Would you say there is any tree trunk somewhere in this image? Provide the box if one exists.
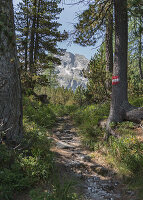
[24,0,30,71]
[34,0,41,62]
[108,0,129,123]
[138,16,143,79]
[105,10,113,74]
[0,0,23,144]
[29,0,37,74]
[105,9,113,91]
[106,0,143,137]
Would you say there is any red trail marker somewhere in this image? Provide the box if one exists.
[112,76,119,85]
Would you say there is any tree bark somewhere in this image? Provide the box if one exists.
[108,0,129,123]
[0,0,23,144]
[34,0,41,62]
[105,10,113,74]
[106,0,143,138]
[138,16,143,79]
[29,0,37,74]
[24,0,30,71]
[105,9,113,91]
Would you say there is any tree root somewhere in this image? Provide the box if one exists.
[99,119,120,141]
[125,107,143,123]
[105,121,120,141]
[105,106,143,140]
[99,103,143,140]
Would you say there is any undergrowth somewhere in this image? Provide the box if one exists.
[1,94,143,199]
[71,102,110,150]
[30,181,79,200]
[0,96,79,200]
[71,96,143,199]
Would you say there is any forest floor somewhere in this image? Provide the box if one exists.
[51,115,137,200]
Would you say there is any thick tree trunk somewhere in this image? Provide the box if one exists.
[108,0,129,123]
[0,0,23,144]
[106,0,143,138]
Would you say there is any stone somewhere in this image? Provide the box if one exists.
[80,155,91,162]
[55,131,61,135]
[103,185,115,191]
[56,141,74,149]
[52,116,131,200]
[65,161,83,168]
[64,130,72,134]
[60,136,73,140]
[91,165,109,176]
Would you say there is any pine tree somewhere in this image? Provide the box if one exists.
[73,0,113,95]
[15,0,68,74]
[74,0,113,74]
[84,46,110,103]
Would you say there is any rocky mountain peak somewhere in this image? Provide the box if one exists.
[55,52,89,91]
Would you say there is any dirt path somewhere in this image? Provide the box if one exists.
[51,116,136,200]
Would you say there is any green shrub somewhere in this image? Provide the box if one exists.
[30,182,79,200]
[71,100,143,176]
[23,96,56,128]
[0,145,31,200]
[107,135,143,173]
[71,103,110,149]
[49,104,78,117]
[0,120,54,200]
[21,119,54,182]
[130,96,143,107]
[0,96,80,200]
[0,97,55,200]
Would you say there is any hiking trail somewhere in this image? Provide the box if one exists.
[51,116,136,200]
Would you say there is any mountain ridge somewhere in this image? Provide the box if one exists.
[55,52,89,91]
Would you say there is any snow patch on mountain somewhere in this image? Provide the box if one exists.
[55,52,89,91]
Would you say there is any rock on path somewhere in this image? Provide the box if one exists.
[51,116,136,200]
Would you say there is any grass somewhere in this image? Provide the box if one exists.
[23,96,56,128]
[130,96,143,107]
[29,181,79,200]
[1,94,143,199]
[71,102,110,150]
[0,96,79,200]
[71,96,143,199]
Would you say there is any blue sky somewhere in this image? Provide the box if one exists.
[13,0,96,59]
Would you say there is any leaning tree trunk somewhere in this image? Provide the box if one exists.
[0,0,23,144]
